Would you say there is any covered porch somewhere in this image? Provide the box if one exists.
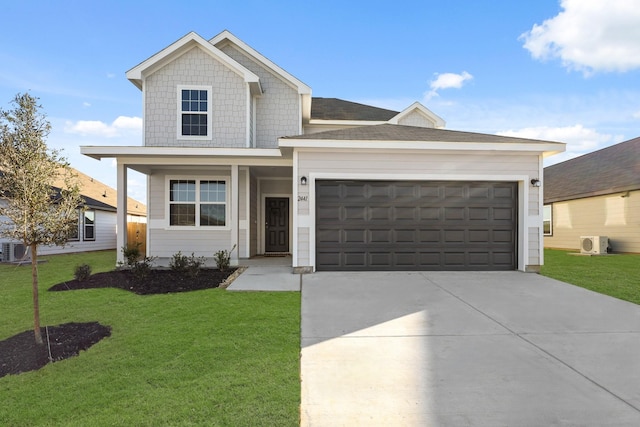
[81,146,294,266]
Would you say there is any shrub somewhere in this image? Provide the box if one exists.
[169,251,189,272]
[214,244,236,272]
[170,251,205,277]
[121,243,142,267]
[185,253,206,278]
[118,244,156,282]
[131,256,156,282]
[74,264,92,281]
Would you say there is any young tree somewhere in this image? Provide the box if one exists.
[0,93,83,345]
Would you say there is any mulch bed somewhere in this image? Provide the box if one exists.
[0,322,111,378]
[1,268,238,379]
[49,268,237,295]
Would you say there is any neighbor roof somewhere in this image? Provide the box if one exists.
[544,136,640,203]
[52,168,146,216]
[310,98,399,121]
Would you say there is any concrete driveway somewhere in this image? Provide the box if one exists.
[301,272,640,426]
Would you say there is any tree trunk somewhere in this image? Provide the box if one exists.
[31,244,43,345]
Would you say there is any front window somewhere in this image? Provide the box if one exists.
[543,205,552,236]
[169,179,226,227]
[177,86,212,139]
[83,210,95,241]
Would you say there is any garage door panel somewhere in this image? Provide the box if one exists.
[419,229,441,243]
[344,229,366,243]
[444,207,465,220]
[420,207,440,220]
[394,207,418,220]
[469,207,490,220]
[316,180,517,271]
[345,206,366,220]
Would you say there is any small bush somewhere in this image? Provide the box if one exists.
[131,256,156,282]
[170,251,205,277]
[214,244,236,272]
[121,243,142,267]
[74,264,92,281]
[170,251,189,272]
[185,253,206,278]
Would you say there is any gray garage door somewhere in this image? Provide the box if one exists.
[316,180,517,271]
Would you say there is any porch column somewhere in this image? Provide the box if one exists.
[116,161,128,265]
[230,164,239,265]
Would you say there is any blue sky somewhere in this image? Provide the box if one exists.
[2,0,639,202]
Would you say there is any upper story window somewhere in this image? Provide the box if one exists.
[177,85,212,140]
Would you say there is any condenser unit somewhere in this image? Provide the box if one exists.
[1,242,27,262]
[580,236,609,255]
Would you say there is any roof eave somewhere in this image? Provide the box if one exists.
[125,31,260,90]
[278,138,566,154]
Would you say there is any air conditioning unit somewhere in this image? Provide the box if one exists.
[1,242,27,262]
[580,236,609,255]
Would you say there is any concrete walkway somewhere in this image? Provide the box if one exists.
[226,256,300,291]
[301,271,640,426]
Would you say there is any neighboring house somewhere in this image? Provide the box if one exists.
[81,30,564,272]
[0,168,146,261]
[543,137,640,253]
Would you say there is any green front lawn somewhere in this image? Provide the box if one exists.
[0,250,300,426]
[541,249,640,305]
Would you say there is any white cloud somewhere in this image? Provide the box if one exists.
[520,0,640,74]
[633,110,640,119]
[65,116,142,138]
[425,71,473,100]
[497,124,618,165]
[83,102,91,108]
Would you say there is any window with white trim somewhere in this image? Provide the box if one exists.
[83,210,95,241]
[169,179,226,227]
[177,85,212,139]
[543,205,552,236]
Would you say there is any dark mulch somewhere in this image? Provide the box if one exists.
[48,268,237,295]
[1,268,237,379]
[0,322,111,378]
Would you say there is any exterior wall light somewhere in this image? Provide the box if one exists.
[300,176,308,186]
[530,179,541,187]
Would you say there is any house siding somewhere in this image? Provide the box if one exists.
[397,111,434,128]
[295,150,541,270]
[39,210,117,255]
[544,189,640,253]
[145,46,247,148]
[219,44,300,147]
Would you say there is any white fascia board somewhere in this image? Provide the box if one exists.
[210,30,311,95]
[126,32,260,90]
[278,138,566,155]
[80,146,284,160]
[308,119,388,126]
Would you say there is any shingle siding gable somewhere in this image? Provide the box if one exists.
[218,44,300,148]
[145,46,247,148]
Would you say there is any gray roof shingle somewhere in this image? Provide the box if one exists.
[284,123,562,145]
[544,136,640,203]
[311,98,399,121]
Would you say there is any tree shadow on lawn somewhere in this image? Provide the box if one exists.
[1,268,237,378]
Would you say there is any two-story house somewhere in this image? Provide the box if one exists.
[82,30,565,272]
